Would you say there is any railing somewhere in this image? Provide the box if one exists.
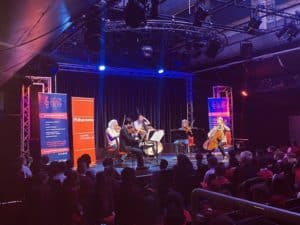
[191,188,300,225]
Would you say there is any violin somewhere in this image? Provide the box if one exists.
[126,125,136,134]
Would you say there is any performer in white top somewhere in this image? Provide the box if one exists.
[105,119,121,150]
[133,114,151,132]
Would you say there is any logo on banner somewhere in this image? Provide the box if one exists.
[208,97,231,130]
[71,97,96,167]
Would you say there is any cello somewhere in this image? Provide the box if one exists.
[203,128,223,151]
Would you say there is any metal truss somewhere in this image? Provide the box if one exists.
[20,85,31,163]
[20,76,52,164]
[234,0,300,21]
[58,62,192,79]
[186,77,194,126]
[105,19,229,40]
[213,85,234,142]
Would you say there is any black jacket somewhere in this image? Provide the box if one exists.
[119,127,139,150]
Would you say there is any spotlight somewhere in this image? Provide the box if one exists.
[141,45,153,58]
[194,5,209,26]
[205,39,221,58]
[246,17,262,34]
[241,90,249,97]
[276,23,299,42]
[124,0,146,28]
[158,68,164,74]
[98,65,106,71]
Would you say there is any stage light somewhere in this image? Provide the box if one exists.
[98,65,106,71]
[276,23,299,42]
[246,17,262,34]
[141,45,153,58]
[241,90,249,97]
[158,68,164,74]
[205,39,221,58]
[193,5,209,26]
[124,0,146,28]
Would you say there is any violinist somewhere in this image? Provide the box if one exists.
[174,119,192,154]
[119,117,148,170]
[105,119,121,151]
[207,117,230,158]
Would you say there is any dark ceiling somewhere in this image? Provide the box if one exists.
[1,0,300,86]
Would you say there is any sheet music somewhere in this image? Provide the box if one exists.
[150,129,164,142]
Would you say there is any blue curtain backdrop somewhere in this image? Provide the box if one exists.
[57,71,187,152]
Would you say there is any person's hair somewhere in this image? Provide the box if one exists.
[108,119,118,129]
[207,156,218,169]
[57,161,66,173]
[41,155,49,165]
[65,159,74,169]
[121,167,136,184]
[160,159,168,170]
[240,151,253,164]
[79,154,92,167]
[272,174,293,197]
[164,191,185,225]
[138,191,162,225]
[103,157,114,168]
[176,154,193,171]
[124,117,133,125]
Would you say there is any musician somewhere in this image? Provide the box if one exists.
[207,117,230,157]
[134,114,151,131]
[119,117,148,170]
[105,119,121,150]
[174,119,192,154]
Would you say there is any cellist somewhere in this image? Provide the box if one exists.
[207,117,230,158]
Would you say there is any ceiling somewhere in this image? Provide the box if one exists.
[1,0,300,86]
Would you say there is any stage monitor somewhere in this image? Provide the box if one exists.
[71,97,96,167]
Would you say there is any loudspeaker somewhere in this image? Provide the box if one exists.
[240,41,253,58]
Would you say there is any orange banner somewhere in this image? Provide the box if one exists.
[71,97,96,167]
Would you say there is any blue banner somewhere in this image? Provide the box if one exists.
[208,97,231,130]
[38,93,70,162]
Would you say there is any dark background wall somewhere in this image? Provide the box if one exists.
[57,71,187,155]
[193,76,300,148]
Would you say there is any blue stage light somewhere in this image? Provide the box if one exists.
[98,65,106,71]
[158,68,164,74]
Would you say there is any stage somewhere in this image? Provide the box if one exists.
[92,152,228,178]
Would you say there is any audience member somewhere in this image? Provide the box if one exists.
[232,151,257,185]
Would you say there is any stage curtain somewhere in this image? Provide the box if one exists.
[57,72,186,152]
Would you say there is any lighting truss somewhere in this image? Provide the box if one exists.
[20,76,52,164]
[213,85,234,143]
[234,0,300,21]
